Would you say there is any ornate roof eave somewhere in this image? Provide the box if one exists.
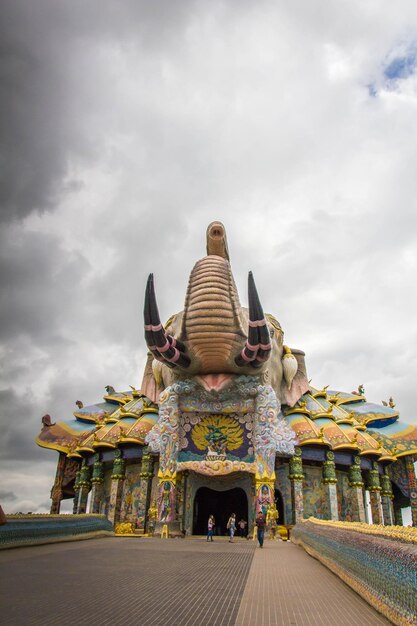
[35,437,72,455]
[299,438,332,448]
[75,443,95,454]
[103,393,132,405]
[117,437,145,446]
[358,448,383,457]
[332,442,361,452]
[92,440,117,450]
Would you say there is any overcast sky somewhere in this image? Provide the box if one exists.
[1,1,417,515]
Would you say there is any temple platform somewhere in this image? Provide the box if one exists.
[0,536,390,625]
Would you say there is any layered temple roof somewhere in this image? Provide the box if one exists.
[37,383,417,461]
[36,390,159,459]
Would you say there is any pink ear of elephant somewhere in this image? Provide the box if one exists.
[283,375,310,407]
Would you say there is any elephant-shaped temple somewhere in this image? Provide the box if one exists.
[36,222,417,535]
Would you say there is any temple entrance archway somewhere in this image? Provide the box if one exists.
[193,487,248,535]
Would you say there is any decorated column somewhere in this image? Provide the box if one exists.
[89,454,104,514]
[289,447,304,523]
[405,455,417,527]
[348,455,366,523]
[72,464,81,513]
[75,459,91,514]
[380,469,394,526]
[322,451,339,521]
[108,449,125,526]
[255,477,275,516]
[135,446,154,531]
[393,504,403,526]
[367,461,383,525]
[158,472,177,523]
[50,452,66,514]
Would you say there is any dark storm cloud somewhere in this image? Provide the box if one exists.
[0,388,48,460]
[0,227,90,342]
[0,490,17,501]
[0,0,204,223]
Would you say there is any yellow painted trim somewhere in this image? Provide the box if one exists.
[118,437,145,445]
[298,438,331,447]
[72,412,100,422]
[35,437,70,454]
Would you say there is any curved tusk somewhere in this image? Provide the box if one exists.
[144,274,190,368]
[235,272,272,368]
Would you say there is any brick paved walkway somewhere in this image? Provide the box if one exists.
[236,539,390,626]
[0,537,391,626]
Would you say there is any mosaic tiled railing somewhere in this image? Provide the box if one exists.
[0,514,114,550]
[291,518,417,626]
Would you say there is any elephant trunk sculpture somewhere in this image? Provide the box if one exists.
[141,221,308,405]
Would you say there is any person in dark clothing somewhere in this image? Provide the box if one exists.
[255,512,266,548]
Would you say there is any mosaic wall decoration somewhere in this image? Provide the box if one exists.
[100,468,112,518]
[336,470,352,521]
[120,464,142,523]
[303,466,328,519]
[146,376,296,478]
[178,412,254,465]
[292,518,417,626]
[387,458,410,497]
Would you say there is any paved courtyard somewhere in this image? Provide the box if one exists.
[0,536,391,626]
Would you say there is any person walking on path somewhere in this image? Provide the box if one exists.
[256,512,266,548]
[207,515,215,542]
[227,513,236,542]
[238,518,247,538]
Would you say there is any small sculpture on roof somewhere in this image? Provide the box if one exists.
[75,400,83,409]
[41,414,56,428]
[105,385,116,395]
[382,397,396,409]
[352,384,365,396]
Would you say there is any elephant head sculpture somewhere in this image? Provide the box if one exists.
[141,221,309,406]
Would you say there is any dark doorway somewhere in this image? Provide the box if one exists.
[274,488,285,524]
[193,487,248,535]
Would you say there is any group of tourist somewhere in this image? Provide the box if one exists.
[206,512,267,547]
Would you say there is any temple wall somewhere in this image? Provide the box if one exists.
[303,466,328,519]
[275,464,291,524]
[100,468,112,517]
[120,463,142,524]
[336,470,351,521]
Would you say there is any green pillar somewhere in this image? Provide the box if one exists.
[108,449,125,526]
[73,465,81,513]
[348,455,366,523]
[76,459,91,514]
[367,461,382,524]
[135,447,155,531]
[89,454,104,514]
[380,469,394,525]
[322,450,339,520]
[393,504,403,526]
[405,456,417,527]
[289,447,304,524]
